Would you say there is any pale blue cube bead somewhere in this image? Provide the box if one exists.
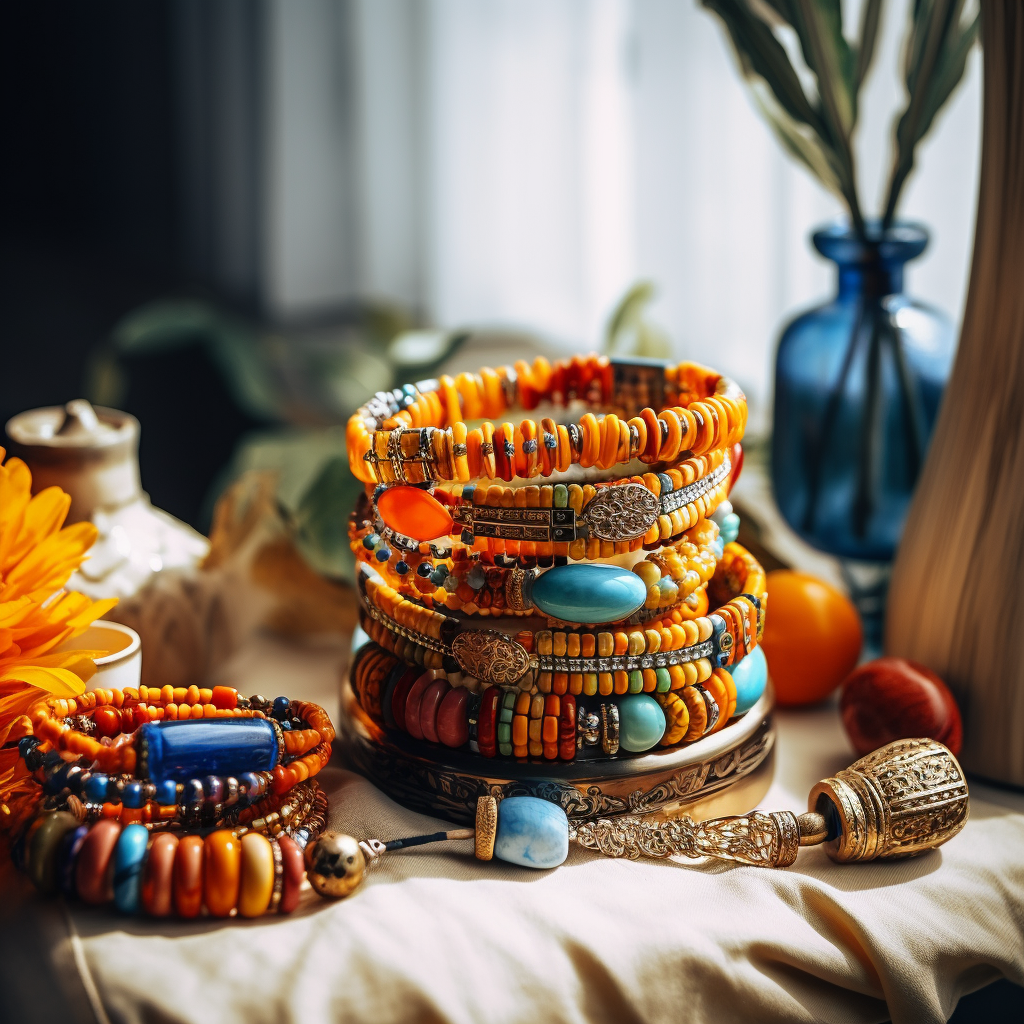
[494,796,569,869]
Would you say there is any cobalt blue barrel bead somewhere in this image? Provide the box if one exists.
[530,564,647,624]
[617,694,667,752]
[122,781,144,809]
[112,824,150,914]
[272,696,291,720]
[137,718,280,784]
[58,824,90,897]
[156,779,178,805]
[493,796,569,869]
[731,645,768,715]
[85,774,108,803]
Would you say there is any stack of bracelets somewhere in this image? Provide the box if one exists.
[345,354,770,764]
[6,684,340,917]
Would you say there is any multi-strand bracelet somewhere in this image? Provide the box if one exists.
[8,687,340,917]
[346,355,767,767]
[346,354,746,486]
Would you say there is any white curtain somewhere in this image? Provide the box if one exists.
[262,0,981,433]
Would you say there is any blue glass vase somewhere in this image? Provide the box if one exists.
[771,222,956,562]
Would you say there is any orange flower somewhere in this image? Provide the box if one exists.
[0,449,117,747]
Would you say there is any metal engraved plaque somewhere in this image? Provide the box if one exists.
[583,484,660,541]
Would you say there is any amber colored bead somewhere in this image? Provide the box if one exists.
[92,706,121,738]
[204,831,242,918]
[238,833,275,918]
[174,835,205,918]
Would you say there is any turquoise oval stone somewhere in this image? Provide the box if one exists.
[531,564,646,623]
[494,796,569,869]
[618,694,666,751]
[731,645,768,714]
[112,824,150,915]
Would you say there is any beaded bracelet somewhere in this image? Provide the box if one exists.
[365,447,733,556]
[356,540,765,690]
[346,355,746,485]
[17,780,329,917]
[356,518,722,619]
[20,688,334,795]
[352,640,746,761]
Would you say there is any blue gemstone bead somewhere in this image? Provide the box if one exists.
[417,562,432,577]
[281,720,292,730]
[156,779,178,805]
[395,561,410,575]
[617,694,667,752]
[375,547,392,562]
[122,781,144,809]
[58,824,89,897]
[363,534,379,551]
[531,564,647,624]
[494,796,569,869]
[429,570,445,585]
[137,718,279,784]
[85,774,108,803]
[730,645,768,715]
[112,824,149,914]
[272,696,291,720]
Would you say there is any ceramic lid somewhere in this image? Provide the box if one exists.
[6,400,137,457]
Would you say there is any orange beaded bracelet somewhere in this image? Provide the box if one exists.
[346,355,746,486]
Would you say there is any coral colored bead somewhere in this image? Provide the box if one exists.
[238,833,275,918]
[418,679,450,743]
[211,686,237,710]
[174,835,205,918]
[93,706,121,738]
[76,820,123,905]
[402,672,434,740]
[277,836,305,914]
[204,831,241,918]
[436,688,470,748]
[377,486,455,541]
[476,687,499,758]
[141,833,178,917]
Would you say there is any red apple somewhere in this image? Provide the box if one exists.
[840,657,962,756]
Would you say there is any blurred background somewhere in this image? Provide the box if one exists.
[0,0,980,533]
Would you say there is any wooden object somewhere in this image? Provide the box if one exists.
[886,3,1024,785]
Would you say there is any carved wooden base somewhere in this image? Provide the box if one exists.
[337,679,776,825]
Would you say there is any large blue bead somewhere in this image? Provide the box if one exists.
[531,564,646,624]
[138,718,279,784]
[731,644,768,714]
[617,694,666,751]
[112,824,150,914]
[494,796,569,869]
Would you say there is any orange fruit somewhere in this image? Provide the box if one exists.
[760,570,862,707]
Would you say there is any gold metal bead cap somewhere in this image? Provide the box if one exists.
[808,737,969,863]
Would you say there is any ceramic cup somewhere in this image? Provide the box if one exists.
[54,621,142,692]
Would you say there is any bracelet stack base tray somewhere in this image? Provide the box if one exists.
[338,678,776,825]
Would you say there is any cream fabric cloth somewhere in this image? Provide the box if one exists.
[45,638,1024,1023]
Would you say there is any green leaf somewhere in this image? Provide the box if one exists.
[883,0,978,225]
[292,455,362,580]
[855,0,884,88]
[604,282,671,359]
